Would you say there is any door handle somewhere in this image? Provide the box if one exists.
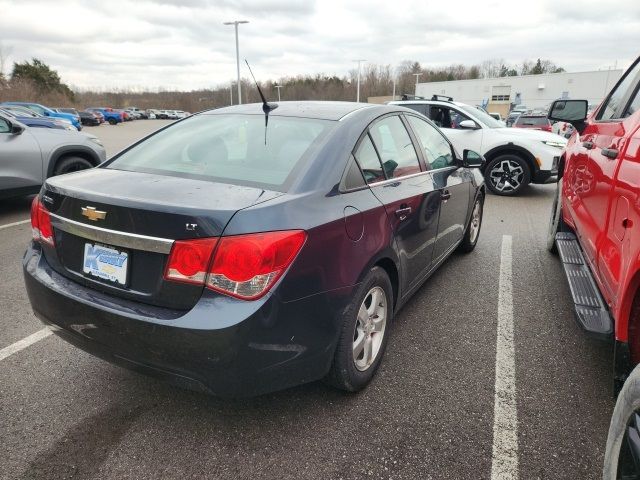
[395,206,412,220]
[602,148,619,159]
[441,190,451,201]
[582,141,594,149]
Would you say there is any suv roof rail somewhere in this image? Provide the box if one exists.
[431,94,454,102]
[400,94,428,100]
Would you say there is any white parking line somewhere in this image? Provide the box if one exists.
[0,328,52,362]
[0,219,30,230]
[491,235,518,480]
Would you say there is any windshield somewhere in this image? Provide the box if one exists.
[458,104,504,128]
[107,113,336,190]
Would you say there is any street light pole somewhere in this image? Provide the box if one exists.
[223,20,249,104]
[413,73,422,95]
[354,59,366,102]
[274,84,283,102]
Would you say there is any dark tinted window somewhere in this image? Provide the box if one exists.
[406,116,454,169]
[624,85,640,117]
[354,134,385,184]
[598,60,640,120]
[430,106,472,129]
[369,116,421,179]
[402,104,428,116]
[515,116,549,126]
[343,156,366,190]
[107,114,335,190]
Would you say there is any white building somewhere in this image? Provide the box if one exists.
[415,69,623,117]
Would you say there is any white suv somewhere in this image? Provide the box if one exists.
[389,98,567,195]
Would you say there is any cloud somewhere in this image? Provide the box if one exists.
[0,0,638,90]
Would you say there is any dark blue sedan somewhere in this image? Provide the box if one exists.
[23,101,485,397]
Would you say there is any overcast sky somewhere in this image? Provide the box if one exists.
[0,0,638,91]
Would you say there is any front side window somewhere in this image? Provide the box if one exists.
[369,115,421,179]
[598,59,640,121]
[0,118,10,133]
[28,105,45,115]
[429,106,474,130]
[107,113,335,190]
[406,116,454,169]
[624,85,640,118]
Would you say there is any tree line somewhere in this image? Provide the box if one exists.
[0,56,564,112]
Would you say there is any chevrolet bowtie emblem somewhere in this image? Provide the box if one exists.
[81,206,107,221]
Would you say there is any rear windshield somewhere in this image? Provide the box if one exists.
[106,113,335,190]
[516,116,548,126]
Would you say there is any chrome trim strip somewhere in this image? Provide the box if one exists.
[49,213,174,254]
[368,166,457,187]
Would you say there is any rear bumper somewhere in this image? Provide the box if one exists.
[23,243,353,397]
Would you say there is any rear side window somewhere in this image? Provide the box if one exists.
[106,114,335,190]
[369,116,421,179]
[403,104,428,116]
[406,116,454,169]
[598,60,640,121]
[354,134,385,184]
[343,155,366,190]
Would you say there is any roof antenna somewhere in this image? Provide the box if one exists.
[245,59,278,145]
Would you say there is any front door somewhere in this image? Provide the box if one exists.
[0,118,43,193]
[405,114,471,262]
[354,115,440,295]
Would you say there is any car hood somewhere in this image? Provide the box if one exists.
[492,127,567,143]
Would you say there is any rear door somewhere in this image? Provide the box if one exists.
[354,114,441,295]
[595,64,640,304]
[0,117,43,193]
[405,114,471,262]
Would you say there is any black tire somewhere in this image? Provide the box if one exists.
[484,154,531,196]
[546,179,565,254]
[52,156,93,176]
[458,193,484,253]
[325,266,393,392]
[603,364,640,479]
[108,118,117,125]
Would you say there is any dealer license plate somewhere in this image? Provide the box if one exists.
[82,243,129,285]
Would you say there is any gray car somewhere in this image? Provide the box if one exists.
[0,113,106,199]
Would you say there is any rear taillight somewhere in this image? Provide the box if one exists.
[163,230,306,300]
[164,238,218,285]
[207,231,306,300]
[30,197,55,246]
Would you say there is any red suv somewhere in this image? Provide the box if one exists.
[547,55,640,392]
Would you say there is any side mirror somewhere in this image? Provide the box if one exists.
[462,149,484,168]
[459,119,480,130]
[11,123,25,135]
[548,99,588,123]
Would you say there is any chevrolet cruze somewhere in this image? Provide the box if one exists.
[23,101,485,397]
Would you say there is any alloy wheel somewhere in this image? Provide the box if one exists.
[617,411,640,479]
[469,200,482,244]
[489,159,525,193]
[353,286,387,371]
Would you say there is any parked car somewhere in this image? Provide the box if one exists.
[86,108,122,125]
[1,102,81,130]
[0,107,74,131]
[126,107,147,119]
[22,101,486,397]
[78,110,101,126]
[513,114,553,132]
[0,112,106,199]
[505,111,522,127]
[488,112,503,121]
[55,107,80,117]
[389,97,567,195]
[546,55,640,395]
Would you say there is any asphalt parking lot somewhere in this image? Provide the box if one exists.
[0,121,614,480]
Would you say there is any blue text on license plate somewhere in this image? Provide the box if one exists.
[83,243,128,285]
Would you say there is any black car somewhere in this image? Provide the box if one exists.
[24,101,486,397]
[78,110,101,126]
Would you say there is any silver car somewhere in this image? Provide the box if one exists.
[0,113,106,199]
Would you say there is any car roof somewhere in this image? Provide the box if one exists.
[207,101,379,121]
